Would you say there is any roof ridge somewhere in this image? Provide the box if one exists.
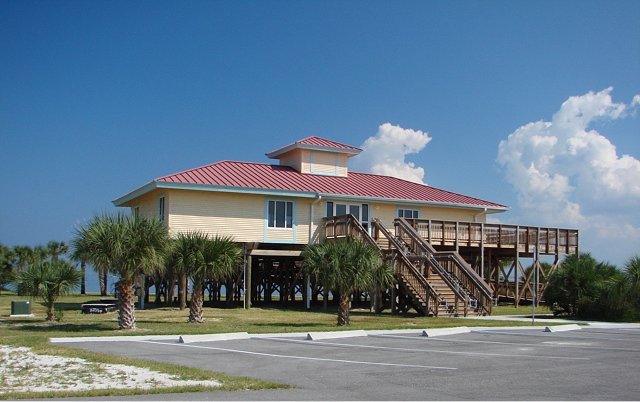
[348,170,508,208]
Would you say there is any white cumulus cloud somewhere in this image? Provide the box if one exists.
[497,87,640,262]
[352,123,432,183]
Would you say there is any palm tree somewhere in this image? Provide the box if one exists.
[623,255,640,297]
[13,246,34,273]
[544,253,621,319]
[616,255,640,320]
[72,226,108,296]
[302,238,391,326]
[73,213,168,329]
[17,259,81,321]
[171,232,240,323]
[0,243,16,295]
[370,261,395,314]
[46,241,69,262]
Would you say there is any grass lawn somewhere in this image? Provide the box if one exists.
[491,304,553,316]
[0,292,552,399]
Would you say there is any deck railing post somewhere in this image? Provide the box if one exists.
[515,226,520,307]
[480,223,485,280]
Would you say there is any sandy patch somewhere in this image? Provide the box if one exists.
[0,345,220,394]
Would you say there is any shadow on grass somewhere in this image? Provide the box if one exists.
[252,322,328,328]
[14,322,117,333]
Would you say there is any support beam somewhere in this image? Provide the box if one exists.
[515,225,520,306]
[245,255,252,309]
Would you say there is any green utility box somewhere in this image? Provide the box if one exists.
[11,300,32,316]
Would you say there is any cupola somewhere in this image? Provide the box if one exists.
[265,136,361,177]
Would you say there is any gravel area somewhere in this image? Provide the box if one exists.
[0,345,220,395]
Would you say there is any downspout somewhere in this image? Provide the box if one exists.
[309,194,323,243]
[474,207,488,223]
[475,207,488,282]
[307,193,323,310]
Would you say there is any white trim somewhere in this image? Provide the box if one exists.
[113,182,510,214]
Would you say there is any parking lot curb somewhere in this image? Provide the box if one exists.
[544,324,582,332]
[50,335,179,343]
[307,330,368,340]
[422,326,471,337]
[366,329,426,336]
[178,332,252,343]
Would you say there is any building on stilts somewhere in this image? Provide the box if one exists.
[113,136,578,316]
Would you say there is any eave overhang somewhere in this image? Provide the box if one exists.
[113,181,509,213]
[266,143,361,159]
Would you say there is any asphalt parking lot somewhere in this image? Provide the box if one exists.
[57,326,640,400]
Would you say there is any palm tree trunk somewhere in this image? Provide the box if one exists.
[337,294,351,326]
[154,276,163,305]
[46,303,55,321]
[188,283,204,323]
[167,276,175,306]
[80,259,86,295]
[179,273,187,310]
[117,279,136,330]
[99,268,108,296]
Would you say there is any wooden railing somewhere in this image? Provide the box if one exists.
[396,218,492,315]
[371,219,440,316]
[433,252,493,315]
[323,214,378,248]
[408,219,578,255]
[324,215,440,316]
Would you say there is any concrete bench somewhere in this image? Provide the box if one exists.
[81,303,117,314]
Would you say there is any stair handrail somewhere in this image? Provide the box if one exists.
[371,219,440,316]
[395,218,470,304]
[398,218,493,314]
[323,214,378,248]
[434,251,492,300]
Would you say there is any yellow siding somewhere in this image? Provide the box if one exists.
[276,149,348,177]
[299,150,310,174]
[279,150,304,173]
[167,190,264,242]
[131,190,164,221]
[309,150,347,176]
[372,203,485,227]
[129,188,487,245]
[265,228,295,241]
[294,198,324,244]
[336,155,348,177]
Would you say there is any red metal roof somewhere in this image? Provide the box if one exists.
[295,136,362,151]
[155,161,508,209]
[266,136,362,158]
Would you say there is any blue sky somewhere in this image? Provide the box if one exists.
[1,1,639,288]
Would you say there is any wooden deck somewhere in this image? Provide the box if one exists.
[323,215,580,312]
[407,219,578,256]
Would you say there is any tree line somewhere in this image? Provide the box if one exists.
[2,213,637,328]
[544,253,640,322]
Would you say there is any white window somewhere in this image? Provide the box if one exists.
[268,200,293,228]
[326,202,370,229]
[132,206,140,219]
[158,197,165,222]
[398,208,419,219]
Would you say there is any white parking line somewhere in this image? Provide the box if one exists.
[580,329,640,337]
[473,330,639,342]
[260,336,589,361]
[376,334,639,352]
[134,340,457,370]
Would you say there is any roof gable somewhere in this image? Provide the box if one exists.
[266,136,362,159]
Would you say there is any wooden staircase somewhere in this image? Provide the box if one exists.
[323,214,493,316]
